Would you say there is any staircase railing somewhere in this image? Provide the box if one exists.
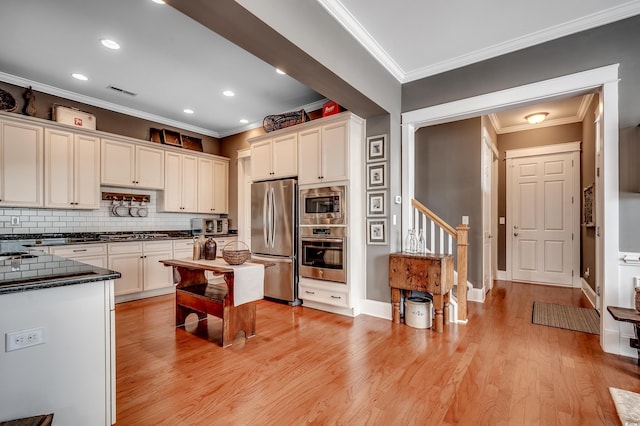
[411,199,469,322]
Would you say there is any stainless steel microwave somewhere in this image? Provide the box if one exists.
[190,218,229,236]
[300,186,345,225]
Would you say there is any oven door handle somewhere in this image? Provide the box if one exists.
[301,238,345,243]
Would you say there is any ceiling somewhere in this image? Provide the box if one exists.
[1,0,638,138]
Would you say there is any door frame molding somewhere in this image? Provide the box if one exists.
[505,141,581,287]
[401,64,620,354]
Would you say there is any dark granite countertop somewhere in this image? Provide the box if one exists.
[0,239,122,295]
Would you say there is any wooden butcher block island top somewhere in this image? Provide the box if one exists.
[388,252,454,332]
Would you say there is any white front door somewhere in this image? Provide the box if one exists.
[507,143,580,287]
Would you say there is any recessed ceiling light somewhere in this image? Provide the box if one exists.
[151,0,165,4]
[100,39,120,50]
[183,109,194,114]
[239,119,249,124]
[276,68,286,75]
[72,73,88,81]
[223,90,235,97]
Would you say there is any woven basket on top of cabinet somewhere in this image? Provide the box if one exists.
[222,241,251,265]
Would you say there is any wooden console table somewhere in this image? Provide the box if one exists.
[388,252,454,332]
[161,258,264,348]
[607,305,640,366]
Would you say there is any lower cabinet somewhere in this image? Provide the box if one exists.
[299,277,350,310]
[49,243,107,268]
[109,241,173,298]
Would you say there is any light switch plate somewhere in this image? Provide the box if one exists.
[499,217,505,225]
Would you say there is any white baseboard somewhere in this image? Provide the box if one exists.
[115,286,175,304]
[496,270,508,280]
[302,300,358,317]
[581,278,597,308]
[468,287,485,303]
[360,299,392,320]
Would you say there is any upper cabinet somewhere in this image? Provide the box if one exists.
[45,128,100,209]
[198,157,228,214]
[0,119,43,207]
[251,133,297,181]
[101,138,164,189]
[298,120,349,185]
[160,151,199,213]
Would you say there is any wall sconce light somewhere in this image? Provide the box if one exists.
[525,112,548,124]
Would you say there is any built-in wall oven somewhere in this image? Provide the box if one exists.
[300,186,345,225]
[299,226,346,283]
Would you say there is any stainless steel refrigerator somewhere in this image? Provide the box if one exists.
[251,178,300,305]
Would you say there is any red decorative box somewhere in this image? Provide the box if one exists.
[322,101,341,117]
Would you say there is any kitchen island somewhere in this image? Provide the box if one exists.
[161,258,264,347]
[0,244,120,425]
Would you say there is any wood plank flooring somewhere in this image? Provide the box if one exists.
[114,281,639,425]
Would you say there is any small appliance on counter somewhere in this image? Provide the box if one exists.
[191,218,229,236]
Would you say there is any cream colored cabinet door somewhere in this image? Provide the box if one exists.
[109,252,143,296]
[101,138,136,187]
[321,121,349,183]
[45,128,100,209]
[272,133,297,178]
[197,157,214,213]
[143,241,173,291]
[74,134,101,208]
[251,139,273,181]
[163,151,183,211]
[0,120,43,207]
[163,152,198,212]
[212,159,228,214]
[297,127,322,185]
[181,154,198,212]
[135,145,164,189]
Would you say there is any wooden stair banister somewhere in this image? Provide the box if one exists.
[411,199,469,322]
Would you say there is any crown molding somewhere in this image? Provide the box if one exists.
[316,0,406,81]
[321,1,640,83]
[0,71,221,138]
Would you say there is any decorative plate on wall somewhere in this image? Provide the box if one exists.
[0,89,17,112]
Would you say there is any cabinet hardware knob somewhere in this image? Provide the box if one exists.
[331,295,341,299]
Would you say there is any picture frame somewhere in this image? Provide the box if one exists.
[367,218,387,245]
[367,162,387,190]
[367,191,386,217]
[367,134,387,163]
[583,183,595,227]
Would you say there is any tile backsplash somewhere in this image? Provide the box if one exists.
[0,187,218,235]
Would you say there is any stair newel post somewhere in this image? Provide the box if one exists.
[456,224,469,322]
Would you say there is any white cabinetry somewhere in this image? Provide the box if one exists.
[161,151,198,212]
[0,119,43,207]
[198,157,229,214]
[298,120,349,185]
[44,128,100,209]
[101,138,164,189]
[173,239,195,259]
[110,241,174,299]
[250,133,297,181]
[49,243,107,268]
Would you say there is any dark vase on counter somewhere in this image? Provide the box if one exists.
[204,238,217,260]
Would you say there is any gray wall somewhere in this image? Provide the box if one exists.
[415,118,483,287]
[402,14,640,252]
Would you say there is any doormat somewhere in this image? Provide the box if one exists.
[532,301,600,334]
[610,387,640,425]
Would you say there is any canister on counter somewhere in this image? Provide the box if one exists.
[204,238,217,260]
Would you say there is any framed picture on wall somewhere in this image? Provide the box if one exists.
[367,134,387,162]
[583,183,595,227]
[367,162,387,190]
[367,191,386,217]
[367,218,387,245]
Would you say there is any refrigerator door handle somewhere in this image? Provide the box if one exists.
[270,187,277,248]
[263,187,269,247]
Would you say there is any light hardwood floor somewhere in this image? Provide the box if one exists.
[115,281,639,425]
